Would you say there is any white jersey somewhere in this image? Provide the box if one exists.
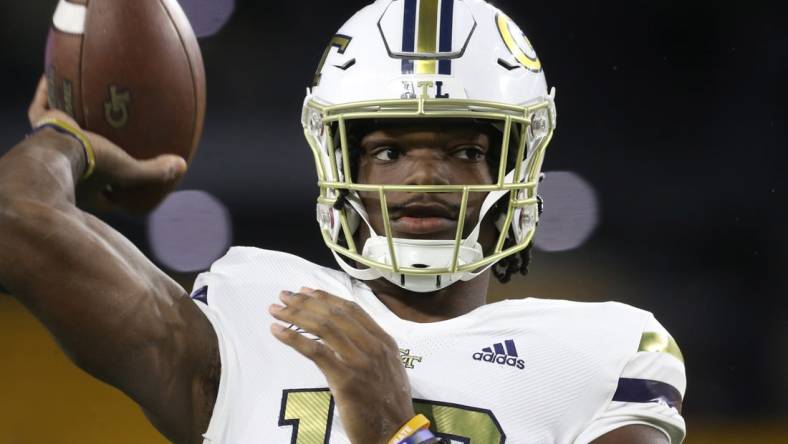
[192,247,686,444]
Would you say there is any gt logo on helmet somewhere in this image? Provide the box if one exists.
[313,34,353,87]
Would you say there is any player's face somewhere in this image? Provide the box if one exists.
[356,122,495,242]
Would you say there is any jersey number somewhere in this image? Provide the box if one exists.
[278,388,505,443]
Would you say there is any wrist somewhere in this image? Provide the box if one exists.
[26,128,88,182]
[387,414,437,444]
[29,120,95,182]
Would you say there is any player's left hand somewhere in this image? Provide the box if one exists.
[270,288,415,444]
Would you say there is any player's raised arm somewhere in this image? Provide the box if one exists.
[0,78,219,443]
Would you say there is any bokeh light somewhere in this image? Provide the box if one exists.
[147,190,232,273]
[534,171,600,252]
[178,0,235,38]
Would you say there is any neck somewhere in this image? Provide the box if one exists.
[365,271,491,323]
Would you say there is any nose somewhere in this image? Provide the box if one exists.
[403,148,451,186]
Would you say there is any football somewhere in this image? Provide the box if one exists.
[44,0,206,209]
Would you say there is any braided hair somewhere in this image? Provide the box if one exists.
[336,119,534,284]
[478,124,534,284]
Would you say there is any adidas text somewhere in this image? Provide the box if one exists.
[473,352,525,370]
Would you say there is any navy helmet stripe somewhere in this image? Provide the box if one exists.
[612,378,683,412]
[504,339,518,357]
[438,60,451,75]
[401,0,418,74]
[438,0,454,74]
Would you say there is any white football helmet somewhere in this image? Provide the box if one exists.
[302,0,557,292]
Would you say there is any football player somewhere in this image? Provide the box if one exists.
[0,0,686,443]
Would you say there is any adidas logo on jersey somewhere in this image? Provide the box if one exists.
[472,339,525,370]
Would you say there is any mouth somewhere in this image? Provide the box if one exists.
[390,216,457,235]
[389,202,459,236]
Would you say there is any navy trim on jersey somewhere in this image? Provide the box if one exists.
[438,0,454,74]
[191,286,208,305]
[612,377,683,411]
[401,0,417,74]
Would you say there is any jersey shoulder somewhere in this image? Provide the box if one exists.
[198,246,350,293]
[495,297,654,346]
[190,247,353,322]
[505,298,686,443]
[501,297,683,382]
[478,298,660,387]
[208,246,347,285]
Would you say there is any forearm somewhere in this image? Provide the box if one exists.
[0,129,87,298]
[0,192,188,403]
[0,129,86,208]
[0,130,166,367]
[0,199,216,442]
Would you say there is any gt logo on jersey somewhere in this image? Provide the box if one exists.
[495,13,542,72]
[399,348,423,369]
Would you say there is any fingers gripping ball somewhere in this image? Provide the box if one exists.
[45,0,206,210]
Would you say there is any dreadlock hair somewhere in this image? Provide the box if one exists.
[335,119,534,284]
[481,123,534,284]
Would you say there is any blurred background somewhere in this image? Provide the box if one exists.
[1,0,786,442]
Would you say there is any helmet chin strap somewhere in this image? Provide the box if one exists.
[331,170,519,292]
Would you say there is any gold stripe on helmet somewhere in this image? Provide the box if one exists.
[415,0,439,74]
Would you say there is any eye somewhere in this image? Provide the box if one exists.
[372,147,402,161]
[453,146,486,161]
